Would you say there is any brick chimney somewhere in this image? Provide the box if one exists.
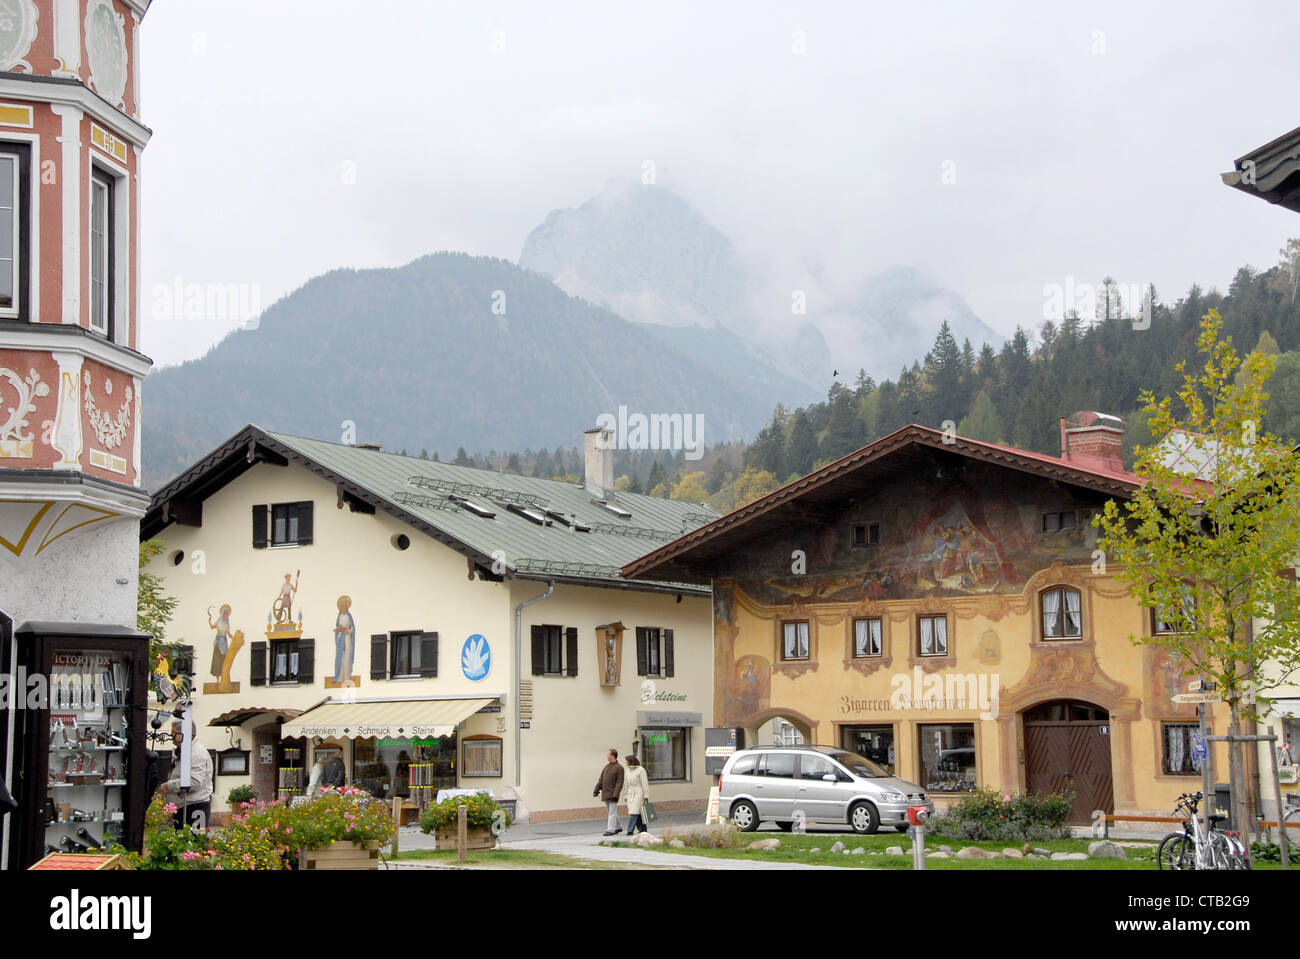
[1060,411,1125,473]
[584,426,614,495]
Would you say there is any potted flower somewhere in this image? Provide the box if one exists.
[226,784,257,812]
[291,786,395,870]
[419,792,511,851]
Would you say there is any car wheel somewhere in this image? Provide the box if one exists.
[731,800,760,832]
[849,801,880,835]
[776,821,794,832]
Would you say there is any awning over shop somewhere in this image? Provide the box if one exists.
[281,695,500,740]
[209,706,304,727]
[637,710,703,728]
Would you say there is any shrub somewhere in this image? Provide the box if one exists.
[290,786,395,850]
[1251,840,1300,864]
[420,792,512,832]
[926,787,1073,841]
[226,784,257,808]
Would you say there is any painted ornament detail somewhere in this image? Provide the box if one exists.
[82,371,131,448]
[0,0,38,73]
[0,366,48,457]
[85,0,127,107]
[461,634,490,681]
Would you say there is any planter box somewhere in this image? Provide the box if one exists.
[435,826,495,851]
[299,842,380,871]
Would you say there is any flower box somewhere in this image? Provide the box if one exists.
[298,842,380,871]
[435,826,495,851]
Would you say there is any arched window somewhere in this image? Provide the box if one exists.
[1153,585,1196,635]
[1041,586,1082,639]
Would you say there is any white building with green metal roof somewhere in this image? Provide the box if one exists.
[142,425,718,824]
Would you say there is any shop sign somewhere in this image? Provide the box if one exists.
[704,745,735,758]
[637,710,702,727]
[462,634,491,681]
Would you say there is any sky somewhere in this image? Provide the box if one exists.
[138,0,1300,369]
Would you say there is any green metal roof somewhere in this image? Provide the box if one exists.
[144,425,715,595]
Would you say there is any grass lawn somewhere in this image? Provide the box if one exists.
[607,833,1163,869]
[389,848,654,869]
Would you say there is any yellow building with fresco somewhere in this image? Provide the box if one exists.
[627,417,1239,823]
[143,426,715,823]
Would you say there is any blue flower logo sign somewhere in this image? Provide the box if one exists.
[461,634,491,681]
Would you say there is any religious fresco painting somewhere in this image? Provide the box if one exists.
[326,594,360,690]
[204,603,244,694]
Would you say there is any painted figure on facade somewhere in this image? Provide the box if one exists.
[204,604,244,694]
[274,570,300,625]
[331,595,357,686]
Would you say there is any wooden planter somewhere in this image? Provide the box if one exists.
[299,842,380,871]
[435,826,495,851]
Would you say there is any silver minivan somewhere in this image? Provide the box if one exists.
[718,745,934,834]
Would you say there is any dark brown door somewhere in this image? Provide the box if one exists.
[1024,700,1113,823]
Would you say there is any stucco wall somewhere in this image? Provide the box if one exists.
[3,513,138,626]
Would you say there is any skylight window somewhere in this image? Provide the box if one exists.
[507,503,552,526]
[594,499,632,520]
[546,509,592,532]
[449,495,496,518]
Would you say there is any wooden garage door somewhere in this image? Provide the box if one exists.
[1024,701,1113,823]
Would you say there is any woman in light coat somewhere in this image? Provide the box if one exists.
[622,754,651,834]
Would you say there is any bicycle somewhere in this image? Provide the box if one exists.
[1156,791,1249,870]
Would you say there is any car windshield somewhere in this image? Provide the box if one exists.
[832,751,889,778]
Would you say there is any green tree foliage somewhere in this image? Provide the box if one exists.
[956,391,1004,443]
[785,409,819,476]
[139,540,179,660]
[1095,309,1300,851]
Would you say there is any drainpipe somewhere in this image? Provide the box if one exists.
[514,581,554,787]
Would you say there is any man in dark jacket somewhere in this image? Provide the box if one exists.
[593,748,625,836]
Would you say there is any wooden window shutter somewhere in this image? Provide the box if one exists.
[635,627,649,676]
[565,626,579,677]
[370,634,388,680]
[297,502,314,545]
[250,641,267,686]
[252,504,268,549]
[663,629,675,678]
[297,639,314,684]
[530,625,545,676]
[419,632,439,678]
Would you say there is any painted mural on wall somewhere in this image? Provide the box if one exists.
[204,603,244,694]
[326,594,359,689]
[723,466,1101,605]
[727,654,771,725]
[267,570,304,661]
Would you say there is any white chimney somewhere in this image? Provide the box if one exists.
[584,427,614,495]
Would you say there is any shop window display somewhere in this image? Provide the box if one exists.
[353,736,457,810]
[842,725,895,774]
[919,723,976,792]
[640,727,688,782]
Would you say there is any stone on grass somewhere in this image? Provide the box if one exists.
[955,846,995,859]
[809,847,821,854]
[1033,847,1051,857]
[747,838,781,851]
[669,839,686,848]
[850,847,865,855]
[1001,848,1024,859]
[634,832,664,847]
[830,841,846,854]
[1022,843,1033,857]
[885,846,905,856]
[939,845,953,854]
[1050,851,1088,860]
[1088,840,1126,859]
[928,851,951,859]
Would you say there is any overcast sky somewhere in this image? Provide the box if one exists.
[139,0,1300,369]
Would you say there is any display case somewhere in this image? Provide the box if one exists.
[5,623,149,870]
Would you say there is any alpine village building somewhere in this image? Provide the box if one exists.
[142,425,717,823]
[0,0,155,869]
[624,414,1246,823]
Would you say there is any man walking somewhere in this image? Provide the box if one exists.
[593,748,625,836]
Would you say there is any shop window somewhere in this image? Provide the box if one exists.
[781,620,810,661]
[1161,723,1200,776]
[1041,510,1077,532]
[0,142,30,319]
[531,624,578,677]
[842,724,895,775]
[353,735,456,803]
[462,736,503,777]
[919,723,976,792]
[917,614,948,657]
[635,626,675,677]
[640,727,688,782]
[852,617,882,658]
[252,501,314,548]
[1040,586,1082,639]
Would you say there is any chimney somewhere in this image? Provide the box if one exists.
[1060,411,1125,473]
[584,426,614,495]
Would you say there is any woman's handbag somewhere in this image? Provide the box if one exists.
[642,799,657,824]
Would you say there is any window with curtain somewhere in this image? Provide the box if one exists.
[1155,588,1196,634]
[853,618,882,658]
[918,615,948,656]
[782,621,810,660]
[1162,723,1198,775]
[1041,587,1082,639]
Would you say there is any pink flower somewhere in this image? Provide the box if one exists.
[1002,794,1011,802]
[164,802,178,815]
[181,851,199,861]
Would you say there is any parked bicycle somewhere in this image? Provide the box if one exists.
[1157,791,1249,870]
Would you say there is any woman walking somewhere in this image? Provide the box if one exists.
[622,754,651,835]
